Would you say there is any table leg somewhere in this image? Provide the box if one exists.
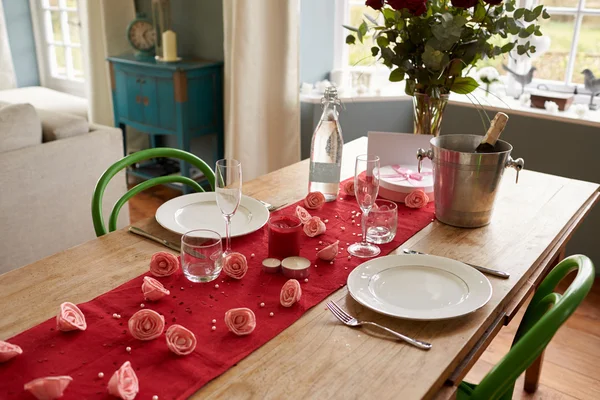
[149,134,158,149]
[119,123,127,156]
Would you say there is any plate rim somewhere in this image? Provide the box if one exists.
[347,254,493,321]
[155,192,269,237]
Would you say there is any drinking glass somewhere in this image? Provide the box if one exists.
[348,154,381,258]
[215,159,242,254]
[181,229,223,282]
[366,199,398,244]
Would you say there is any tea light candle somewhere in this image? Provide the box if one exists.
[281,257,311,279]
[162,30,177,61]
[262,258,281,274]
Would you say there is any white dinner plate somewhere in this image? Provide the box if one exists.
[347,254,492,320]
[155,192,269,237]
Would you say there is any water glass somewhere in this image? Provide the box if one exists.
[181,229,223,283]
[366,199,398,244]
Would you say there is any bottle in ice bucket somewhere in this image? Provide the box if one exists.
[308,86,344,202]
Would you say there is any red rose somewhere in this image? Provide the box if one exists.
[483,0,502,4]
[451,0,478,8]
[366,0,385,10]
[387,0,428,16]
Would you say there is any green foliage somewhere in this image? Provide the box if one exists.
[344,0,549,98]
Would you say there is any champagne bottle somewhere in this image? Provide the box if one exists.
[475,112,509,153]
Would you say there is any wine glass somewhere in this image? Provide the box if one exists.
[215,159,242,254]
[348,154,381,258]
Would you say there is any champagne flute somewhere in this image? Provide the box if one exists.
[215,159,242,254]
[348,154,381,258]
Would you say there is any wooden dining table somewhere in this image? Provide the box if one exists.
[1,137,598,399]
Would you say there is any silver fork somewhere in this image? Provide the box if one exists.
[326,301,432,350]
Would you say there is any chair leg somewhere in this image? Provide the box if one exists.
[524,351,545,393]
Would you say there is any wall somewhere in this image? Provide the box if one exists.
[299,0,335,83]
[2,0,39,87]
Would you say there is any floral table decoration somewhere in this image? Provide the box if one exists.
[345,0,550,136]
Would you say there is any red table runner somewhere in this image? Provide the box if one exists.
[0,190,434,399]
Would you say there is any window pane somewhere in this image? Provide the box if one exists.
[531,14,575,81]
[50,45,67,77]
[50,11,63,42]
[68,12,80,44]
[585,0,600,8]
[66,0,78,8]
[475,35,511,77]
[572,15,600,83]
[46,0,59,7]
[71,47,84,80]
[347,5,380,67]
[541,0,579,7]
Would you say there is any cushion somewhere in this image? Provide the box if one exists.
[0,103,42,153]
[35,108,90,142]
[0,86,88,119]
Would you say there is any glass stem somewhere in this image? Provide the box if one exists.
[225,215,232,252]
[361,210,368,244]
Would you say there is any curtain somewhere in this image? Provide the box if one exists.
[79,0,135,125]
[223,0,300,181]
[0,1,16,90]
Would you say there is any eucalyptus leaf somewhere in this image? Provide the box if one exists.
[377,36,389,48]
[405,79,416,96]
[543,9,551,19]
[346,35,356,45]
[364,13,379,25]
[451,77,479,94]
[514,8,525,20]
[342,24,358,33]
[423,45,444,71]
[389,68,405,82]
[371,46,380,57]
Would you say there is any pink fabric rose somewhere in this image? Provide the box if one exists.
[343,180,355,197]
[317,240,339,261]
[405,189,430,209]
[56,302,86,332]
[303,216,326,237]
[280,279,302,307]
[222,252,248,280]
[224,307,256,336]
[304,191,325,210]
[141,276,170,301]
[295,205,312,224]
[107,361,139,400]
[128,309,165,341]
[149,251,180,277]
[0,340,22,363]
[24,376,73,400]
[165,324,197,356]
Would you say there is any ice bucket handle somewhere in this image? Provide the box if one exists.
[416,148,433,173]
[506,156,525,184]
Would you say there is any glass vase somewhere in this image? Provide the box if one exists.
[412,92,449,137]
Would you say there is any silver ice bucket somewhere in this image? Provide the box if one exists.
[417,134,524,228]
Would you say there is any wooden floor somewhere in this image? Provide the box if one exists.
[128,186,600,400]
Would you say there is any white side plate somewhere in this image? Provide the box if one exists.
[347,254,492,320]
[155,193,269,237]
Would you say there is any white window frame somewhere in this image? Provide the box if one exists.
[29,0,85,97]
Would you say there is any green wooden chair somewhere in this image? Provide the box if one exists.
[92,148,215,237]
[457,254,595,400]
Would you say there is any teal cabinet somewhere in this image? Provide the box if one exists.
[108,54,224,191]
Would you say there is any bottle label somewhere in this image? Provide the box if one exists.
[309,162,341,184]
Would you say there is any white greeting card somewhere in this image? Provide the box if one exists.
[367,131,433,170]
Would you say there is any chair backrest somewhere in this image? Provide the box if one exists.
[467,254,595,400]
[92,148,215,236]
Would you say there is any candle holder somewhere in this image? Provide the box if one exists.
[151,0,171,59]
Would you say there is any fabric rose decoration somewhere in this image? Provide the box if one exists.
[24,376,73,400]
[165,324,197,356]
[108,361,139,400]
[280,279,302,307]
[343,180,355,197]
[304,191,325,210]
[149,251,179,277]
[0,340,22,363]
[295,205,312,224]
[128,309,165,341]
[405,189,430,209]
[141,276,170,301]
[303,216,326,237]
[317,241,339,261]
[224,307,256,336]
[450,0,478,8]
[365,0,385,10]
[222,252,248,280]
[56,302,86,332]
[387,0,428,16]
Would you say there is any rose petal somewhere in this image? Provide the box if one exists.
[108,361,139,400]
[224,307,256,336]
[222,252,248,280]
[128,309,165,341]
[303,216,326,237]
[0,340,22,363]
[149,251,180,277]
[317,241,339,261]
[280,279,302,307]
[165,324,197,356]
[24,376,73,400]
[405,189,429,209]
[295,206,312,224]
[142,276,170,301]
[304,191,325,210]
[56,302,86,332]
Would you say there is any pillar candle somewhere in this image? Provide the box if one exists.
[162,30,177,61]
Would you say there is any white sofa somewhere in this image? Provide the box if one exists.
[0,101,128,275]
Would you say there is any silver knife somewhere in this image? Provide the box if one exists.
[402,249,510,279]
[129,226,180,252]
